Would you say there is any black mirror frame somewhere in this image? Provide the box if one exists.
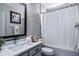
[0,3,27,39]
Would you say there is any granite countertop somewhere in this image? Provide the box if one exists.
[0,41,43,56]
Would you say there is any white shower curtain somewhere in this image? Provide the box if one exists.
[41,5,77,51]
[76,27,79,49]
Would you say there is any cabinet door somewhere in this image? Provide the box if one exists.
[33,50,42,56]
[18,51,28,56]
[29,44,42,56]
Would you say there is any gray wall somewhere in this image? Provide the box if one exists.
[3,3,41,41]
[27,3,41,38]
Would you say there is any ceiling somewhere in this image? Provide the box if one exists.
[41,3,65,12]
[41,3,65,9]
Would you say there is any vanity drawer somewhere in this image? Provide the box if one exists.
[29,44,42,56]
[18,51,28,56]
[33,50,42,56]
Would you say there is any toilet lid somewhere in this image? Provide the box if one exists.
[42,47,54,52]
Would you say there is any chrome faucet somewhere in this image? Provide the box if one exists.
[13,37,17,44]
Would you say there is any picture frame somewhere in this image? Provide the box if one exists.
[10,11,21,24]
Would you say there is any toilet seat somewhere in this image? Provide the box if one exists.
[42,47,54,52]
[42,47,54,56]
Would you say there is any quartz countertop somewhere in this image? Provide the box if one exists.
[0,41,43,56]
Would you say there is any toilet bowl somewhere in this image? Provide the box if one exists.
[42,47,55,56]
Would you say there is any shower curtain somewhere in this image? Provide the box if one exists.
[41,4,78,51]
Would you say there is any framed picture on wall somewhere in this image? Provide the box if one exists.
[10,11,21,24]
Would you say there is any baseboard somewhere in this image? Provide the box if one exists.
[43,44,76,52]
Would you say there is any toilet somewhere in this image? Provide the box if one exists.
[42,47,55,56]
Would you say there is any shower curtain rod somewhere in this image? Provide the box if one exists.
[41,3,79,14]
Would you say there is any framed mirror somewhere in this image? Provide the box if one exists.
[0,3,26,38]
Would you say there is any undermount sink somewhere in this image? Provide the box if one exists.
[26,43,33,45]
[7,42,34,51]
[7,43,26,51]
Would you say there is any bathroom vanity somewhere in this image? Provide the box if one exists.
[0,40,43,56]
[19,43,42,56]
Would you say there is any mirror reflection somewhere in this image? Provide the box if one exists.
[0,3,25,36]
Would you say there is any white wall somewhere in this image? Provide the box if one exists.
[27,3,41,38]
